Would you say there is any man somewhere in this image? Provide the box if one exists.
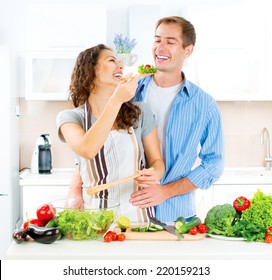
[130,16,224,222]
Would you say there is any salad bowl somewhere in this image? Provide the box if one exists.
[49,197,120,240]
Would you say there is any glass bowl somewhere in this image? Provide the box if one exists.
[49,197,120,240]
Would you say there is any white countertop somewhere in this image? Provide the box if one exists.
[20,168,74,186]
[5,235,271,260]
[19,167,272,186]
[215,167,272,185]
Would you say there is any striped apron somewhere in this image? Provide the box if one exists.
[81,101,149,223]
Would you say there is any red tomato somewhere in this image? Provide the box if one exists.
[189,227,199,235]
[23,218,43,230]
[117,233,126,241]
[144,64,151,69]
[111,232,118,241]
[36,203,56,225]
[105,231,118,241]
[264,235,272,244]
[104,234,112,242]
[197,223,208,234]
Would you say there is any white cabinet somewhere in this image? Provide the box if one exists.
[25,49,78,100]
[25,1,107,100]
[25,2,107,50]
[185,0,270,101]
[21,185,70,219]
[20,169,73,220]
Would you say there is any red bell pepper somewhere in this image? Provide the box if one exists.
[233,196,250,212]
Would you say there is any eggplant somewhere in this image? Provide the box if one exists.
[26,224,59,244]
[12,229,27,243]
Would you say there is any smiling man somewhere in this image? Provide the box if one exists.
[131,16,224,222]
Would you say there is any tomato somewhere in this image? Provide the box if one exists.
[103,233,112,242]
[144,64,151,69]
[264,235,272,244]
[189,227,198,235]
[197,223,208,234]
[266,226,272,236]
[105,231,118,241]
[111,232,118,241]
[23,218,43,230]
[36,203,56,225]
[117,233,126,241]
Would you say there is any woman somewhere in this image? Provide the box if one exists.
[56,44,165,223]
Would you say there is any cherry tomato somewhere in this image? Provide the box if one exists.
[189,227,199,235]
[105,231,118,241]
[117,233,126,241]
[23,218,43,230]
[197,223,208,234]
[266,226,272,236]
[104,234,112,242]
[36,203,56,225]
[144,64,151,69]
[264,235,272,244]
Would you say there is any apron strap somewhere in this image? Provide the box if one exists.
[84,101,109,199]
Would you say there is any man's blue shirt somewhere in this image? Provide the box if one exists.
[133,73,224,222]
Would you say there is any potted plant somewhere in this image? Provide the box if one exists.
[113,33,138,66]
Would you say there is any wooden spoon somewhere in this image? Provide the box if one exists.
[86,167,154,195]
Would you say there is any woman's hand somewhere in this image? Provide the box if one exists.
[112,74,139,104]
[134,167,159,188]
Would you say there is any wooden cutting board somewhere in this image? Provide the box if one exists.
[114,226,206,241]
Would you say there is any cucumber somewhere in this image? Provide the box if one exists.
[176,216,201,234]
[174,216,186,230]
[153,224,164,231]
[148,226,157,232]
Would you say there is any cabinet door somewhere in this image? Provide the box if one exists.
[186,0,268,101]
[195,187,214,221]
[21,185,69,220]
[25,50,78,100]
[212,184,272,205]
[26,2,106,50]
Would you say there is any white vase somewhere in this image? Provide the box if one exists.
[117,53,138,66]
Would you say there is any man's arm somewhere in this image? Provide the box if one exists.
[130,176,197,208]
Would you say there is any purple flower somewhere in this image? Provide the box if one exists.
[113,33,137,54]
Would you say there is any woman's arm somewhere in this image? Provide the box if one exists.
[60,76,138,159]
[64,164,84,209]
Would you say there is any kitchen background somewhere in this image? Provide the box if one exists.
[1,0,272,258]
[1,0,272,170]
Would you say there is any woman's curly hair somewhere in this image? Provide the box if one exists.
[69,44,141,132]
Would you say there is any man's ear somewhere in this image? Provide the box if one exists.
[185,45,194,58]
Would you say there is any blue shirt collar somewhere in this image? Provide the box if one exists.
[139,71,191,98]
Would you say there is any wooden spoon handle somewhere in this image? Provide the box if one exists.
[86,174,140,195]
[86,167,155,195]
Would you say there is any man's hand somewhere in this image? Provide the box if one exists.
[129,183,167,208]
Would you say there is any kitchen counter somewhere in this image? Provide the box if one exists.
[20,168,74,186]
[4,235,272,260]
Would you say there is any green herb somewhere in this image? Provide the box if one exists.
[56,209,114,240]
[241,189,272,228]
[233,189,272,242]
